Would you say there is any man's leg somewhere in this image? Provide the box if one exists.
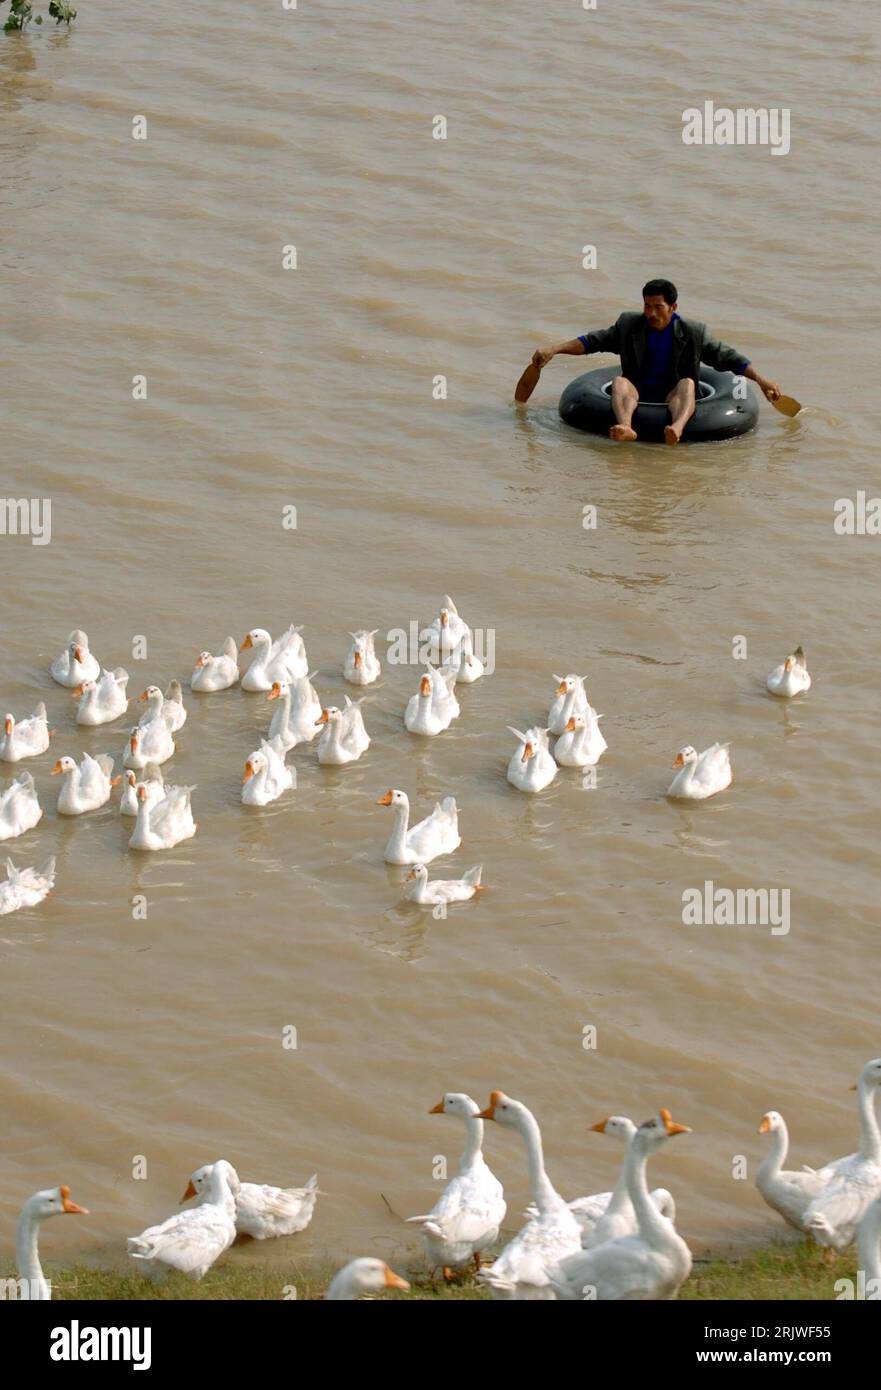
[610,376,639,441]
[664,378,696,445]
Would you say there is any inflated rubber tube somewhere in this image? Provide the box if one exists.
[559,366,759,443]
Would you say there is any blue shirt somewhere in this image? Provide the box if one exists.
[639,313,679,401]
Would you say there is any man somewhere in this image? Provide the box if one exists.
[532,279,781,444]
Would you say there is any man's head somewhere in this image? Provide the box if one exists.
[642,278,678,330]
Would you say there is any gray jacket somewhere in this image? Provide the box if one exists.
[579,312,749,387]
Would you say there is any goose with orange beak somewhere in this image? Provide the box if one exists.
[553,709,607,768]
[767,644,811,697]
[0,771,43,841]
[124,718,175,771]
[190,637,240,692]
[74,668,129,727]
[53,752,119,815]
[128,1159,238,1280]
[50,629,100,687]
[547,673,591,735]
[266,672,322,750]
[404,862,482,906]
[551,1111,693,1301]
[377,788,460,865]
[406,1093,506,1276]
[0,854,56,915]
[344,629,381,686]
[802,1057,881,1253]
[326,1257,410,1301]
[420,595,471,662]
[183,1163,320,1241]
[119,764,164,817]
[129,780,197,852]
[441,630,485,684]
[667,742,732,800]
[316,698,370,765]
[506,726,557,793]
[405,667,458,736]
[16,1185,89,1300]
[241,740,293,806]
[0,704,51,762]
[755,1111,827,1235]
[139,681,187,733]
[240,626,307,692]
[475,1091,581,1299]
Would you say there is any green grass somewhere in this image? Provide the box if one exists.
[1,1242,859,1300]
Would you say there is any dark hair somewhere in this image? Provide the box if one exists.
[642,278,678,305]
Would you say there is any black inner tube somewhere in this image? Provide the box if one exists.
[559,366,759,443]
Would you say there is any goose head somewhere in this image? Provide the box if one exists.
[68,631,89,662]
[315,706,342,728]
[182,1161,241,1202]
[125,770,138,789]
[240,628,270,653]
[565,714,587,733]
[242,752,268,783]
[672,746,698,768]
[333,1258,409,1297]
[428,1092,481,1120]
[758,1110,785,1135]
[267,680,288,702]
[72,680,96,700]
[193,652,213,669]
[475,1090,528,1129]
[406,863,429,884]
[418,675,432,699]
[22,1185,89,1223]
[4,715,14,736]
[51,756,78,777]
[349,630,377,667]
[634,1110,692,1153]
[376,788,408,810]
[554,673,586,696]
[591,1115,638,1142]
[851,1058,881,1093]
[140,685,162,705]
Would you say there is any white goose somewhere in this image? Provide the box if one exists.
[184,1164,320,1241]
[667,743,732,800]
[191,638,240,692]
[52,753,117,815]
[404,863,482,906]
[125,720,175,770]
[857,1197,881,1289]
[554,711,607,768]
[767,645,811,697]
[506,726,557,793]
[316,701,370,765]
[138,683,186,733]
[50,630,100,687]
[240,626,307,691]
[755,1111,827,1234]
[16,1185,89,1300]
[325,1258,410,1301]
[267,674,322,750]
[552,1111,693,1300]
[577,1117,676,1249]
[129,782,196,851]
[420,595,471,662]
[406,1093,506,1274]
[803,1058,881,1252]
[119,764,165,817]
[344,630,381,686]
[242,742,293,807]
[0,705,51,761]
[127,1159,239,1280]
[74,669,129,726]
[548,674,590,735]
[0,856,56,915]
[442,631,484,684]
[476,1090,582,1299]
[405,671,457,736]
[0,772,42,840]
[377,788,461,865]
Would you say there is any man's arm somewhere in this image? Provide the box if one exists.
[701,333,781,401]
[532,322,621,370]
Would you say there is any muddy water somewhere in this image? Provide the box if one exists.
[1,0,878,1277]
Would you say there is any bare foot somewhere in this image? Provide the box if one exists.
[609,424,637,442]
[664,425,681,446]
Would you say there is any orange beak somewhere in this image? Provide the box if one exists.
[240,634,253,652]
[71,685,83,699]
[440,612,449,628]
[138,691,149,702]
[60,1185,89,1215]
[475,1090,503,1121]
[267,683,281,701]
[556,681,567,695]
[590,1118,609,1133]
[428,1099,445,1114]
[660,1108,691,1136]
[758,1115,772,1133]
[195,655,208,669]
[73,646,85,662]
[353,650,362,668]
[406,868,417,880]
[784,656,794,671]
[672,752,684,768]
[130,735,138,753]
[181,1180,197,1202]
[51,760,63,775]
[315,710,329,726]
[565,716,576,732]
[242,760,255,783]
[521,741,534,763]
[849,1083,858,1092]
[4,717,12,734]
[383,1267,410,1291]
[377,790,394,805]
[420,676,431,696]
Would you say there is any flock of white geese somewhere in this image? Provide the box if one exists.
[5,598,865,1301]
[12,1061,881,1300]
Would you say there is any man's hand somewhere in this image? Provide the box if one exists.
[532,347,557,370]
[759,378,781,402]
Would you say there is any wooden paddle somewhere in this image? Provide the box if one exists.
[770,392,802,418]
[514,358,542,404]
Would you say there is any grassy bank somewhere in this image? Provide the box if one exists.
[2,1243,859,1300]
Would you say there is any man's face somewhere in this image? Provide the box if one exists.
[643,295,676,330]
